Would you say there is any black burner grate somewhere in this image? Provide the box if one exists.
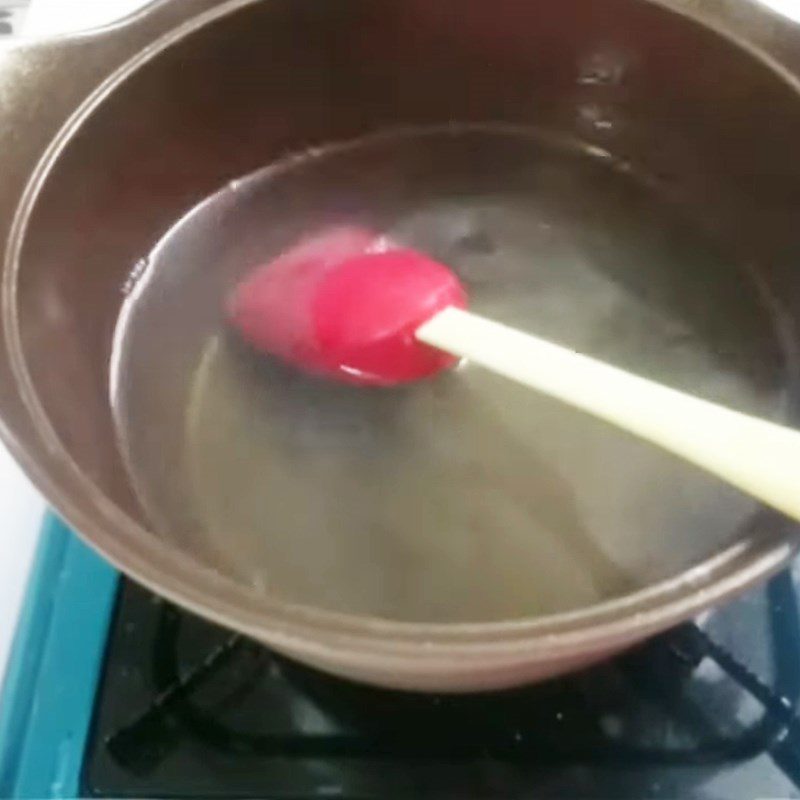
[82,569,800,799]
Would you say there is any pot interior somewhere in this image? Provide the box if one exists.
[9,0,800,623]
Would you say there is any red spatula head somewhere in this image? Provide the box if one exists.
[227,227,467,385]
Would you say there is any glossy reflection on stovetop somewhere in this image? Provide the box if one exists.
[83,565,800,800]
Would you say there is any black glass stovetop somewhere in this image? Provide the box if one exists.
[82,566,800,799]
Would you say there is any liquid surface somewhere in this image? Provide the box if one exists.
[112,126,791,623]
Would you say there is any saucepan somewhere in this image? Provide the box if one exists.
[2,0,800,691]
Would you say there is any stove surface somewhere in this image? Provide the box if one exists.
[4,524,800,800]
[82,561,800,798]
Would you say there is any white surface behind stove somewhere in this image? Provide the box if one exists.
[0,446,44,689]
[23,0,154,36]
[0,0,152,689]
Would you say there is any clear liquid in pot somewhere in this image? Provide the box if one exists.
[110,126,791,623]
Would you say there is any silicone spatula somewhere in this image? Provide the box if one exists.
[228,227,800,523]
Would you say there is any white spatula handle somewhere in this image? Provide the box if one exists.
[416,306,800,522]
